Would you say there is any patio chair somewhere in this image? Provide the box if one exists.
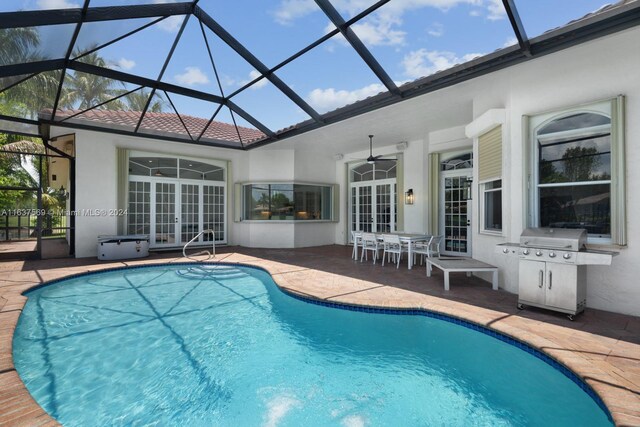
[413,235,443,265]
[360,232,380,264]
[381,234,407,268]
[351,230,363,260]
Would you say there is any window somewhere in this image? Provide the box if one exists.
[482,180,502,232]
[351,160,396,182]
[129,157,224,181]
[242,184,333,221]
[478,125,503,234]
[529,97,626,244]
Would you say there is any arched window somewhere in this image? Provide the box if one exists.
[529,98,626,244]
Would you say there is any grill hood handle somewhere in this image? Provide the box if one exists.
[523,241,573,249]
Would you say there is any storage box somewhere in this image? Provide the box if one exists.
[97,235,149,261]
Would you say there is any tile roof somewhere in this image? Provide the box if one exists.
[49,109,267,146]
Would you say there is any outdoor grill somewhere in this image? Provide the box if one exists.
[497,228,616,320]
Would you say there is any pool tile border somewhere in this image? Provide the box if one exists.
[20,261,613,422]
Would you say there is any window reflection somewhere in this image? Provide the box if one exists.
[539,184,610,237]
[539,134,611,183]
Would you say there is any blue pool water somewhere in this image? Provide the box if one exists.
[13,264,611,426]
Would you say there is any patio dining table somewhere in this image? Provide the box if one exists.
[352,231,431,270]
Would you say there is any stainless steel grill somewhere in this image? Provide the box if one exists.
[497,228,616,320]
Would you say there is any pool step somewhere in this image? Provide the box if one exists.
[175,265,248,280]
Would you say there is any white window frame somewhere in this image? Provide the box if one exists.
[480,178,502,235]
[527,98,625,245]
[239,182,337,223]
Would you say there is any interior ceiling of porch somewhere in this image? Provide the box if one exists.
[1,0,639,151]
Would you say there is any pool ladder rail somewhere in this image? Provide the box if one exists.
[183,229,216,261]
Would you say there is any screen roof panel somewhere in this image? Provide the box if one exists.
[161,17,223,97]
[1,70,62,121]
[0,24,76,67]
[74,15,186,80]
[204,0,331,67]
[347,1,516,83]
[0,0,639,149]
[275,33,387,114]
[230,78,312,133]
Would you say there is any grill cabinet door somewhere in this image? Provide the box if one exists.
[518,260,546,305]
[544,263,578,311]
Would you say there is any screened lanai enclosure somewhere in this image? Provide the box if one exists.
[1,0,640,149]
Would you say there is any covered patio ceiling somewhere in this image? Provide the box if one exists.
[1,0,639,150]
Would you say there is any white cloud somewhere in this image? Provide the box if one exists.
[402,48,483,79]
[312,0,509,50]
[486,0,506,21]
[351,18,406,46]
[116,58,136,71]
[175,67,210,86]
[427,22,444,37]
[157,15,184,32]
[246,70,268,89]
[221,70,269,90]
[274,0,506,35]
[307,83,387,112]
[273,0,318,25]
[37,0,79,8]
[503,36,518,48]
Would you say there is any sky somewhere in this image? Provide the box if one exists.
[2,0,616,133]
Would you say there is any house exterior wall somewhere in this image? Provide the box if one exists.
[51,131,339,255]
[465,26,640,316]
[330,27,640,316]
[51,129,244,257]
[51,26,640,315]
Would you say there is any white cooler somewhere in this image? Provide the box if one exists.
[97,235,150,261]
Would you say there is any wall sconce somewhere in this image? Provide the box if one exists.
[405,188,414,205]
[465,177,473,200]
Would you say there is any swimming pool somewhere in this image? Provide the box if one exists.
[13,264,612,426]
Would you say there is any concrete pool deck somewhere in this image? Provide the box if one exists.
[1,245,639,426]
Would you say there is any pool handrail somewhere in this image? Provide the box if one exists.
[183,229,215,261]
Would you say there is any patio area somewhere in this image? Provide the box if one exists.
[1,245,639,425]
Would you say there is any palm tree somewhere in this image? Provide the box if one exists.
[0,27,60,119]
[0,139,44,211]
[124,88,165,112]
[58,50,125,110]
[0,27,40,67]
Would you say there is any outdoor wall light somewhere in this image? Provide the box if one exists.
[465,177,473,200]
[405,188,414,205]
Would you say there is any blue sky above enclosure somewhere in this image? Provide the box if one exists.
[0,0,624,136]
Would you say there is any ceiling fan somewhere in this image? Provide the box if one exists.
[367,134,383,164]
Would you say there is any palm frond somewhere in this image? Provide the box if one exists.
[0,139,45,155]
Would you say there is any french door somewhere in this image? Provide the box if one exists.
[440,170,472,257]
[350,180,397,237]
[129,178,225,248]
